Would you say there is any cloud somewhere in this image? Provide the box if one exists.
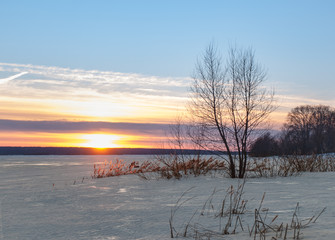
[1,62,333,126]
[0,119,170,136]
[0,62,191,98]
[0,71,28,84]
[0,62,191,121]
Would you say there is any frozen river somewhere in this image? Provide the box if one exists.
[0,155,335,239]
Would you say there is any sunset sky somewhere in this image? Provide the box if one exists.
[0,0,334,148]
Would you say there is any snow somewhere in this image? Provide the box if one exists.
[0,155,334,239]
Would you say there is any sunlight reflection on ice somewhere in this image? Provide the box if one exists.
[117,188,127,193]
[272,210,293,213]
[1,162,84,167]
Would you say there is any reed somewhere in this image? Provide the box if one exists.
[169,183,326,239]
[92,159,160,178]
[247,154,335,178]
[93,156,227,179]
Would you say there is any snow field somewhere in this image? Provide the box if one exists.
[0,155,334,239]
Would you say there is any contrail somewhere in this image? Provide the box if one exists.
[0,72,28,84]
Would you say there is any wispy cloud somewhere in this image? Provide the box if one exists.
[0,119,169,136]
[0,62,191,122]
[0,62,190,97]
[0,62,333,125]
[0,71,28,84]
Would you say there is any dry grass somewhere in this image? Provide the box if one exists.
[249,200,326,240]
[169,182,326,239]
[246,157,298,178]
[154,155,226,180]
[283,154,335,172]
[92,156,226,179]
[169,180,248,238]
[92,159,160,178]
[93,154,335,179]
[246,154,335,178]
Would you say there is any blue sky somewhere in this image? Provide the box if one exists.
[0,0,334,146]
[1,1,334,78]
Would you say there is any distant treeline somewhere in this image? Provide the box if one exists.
[0,147,219,155]
[250,105,335,157]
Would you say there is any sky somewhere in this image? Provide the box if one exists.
[0,0,334,148]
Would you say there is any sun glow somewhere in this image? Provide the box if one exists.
[80,134,121,148]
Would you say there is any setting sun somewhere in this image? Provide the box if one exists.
[80,134,121,148]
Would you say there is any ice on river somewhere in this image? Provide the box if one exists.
[0,155,334,239]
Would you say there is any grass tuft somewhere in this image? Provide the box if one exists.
[92,159,160,178]
[93,156,226,179]
[247,154,335,178]
[169,182,326,239]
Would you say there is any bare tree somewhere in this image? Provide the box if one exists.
[189,44,275,178]
[282,105,314,154]
[249,132,280,157]
[281,105,335,155]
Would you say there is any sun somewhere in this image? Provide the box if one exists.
[80,134,121,148]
